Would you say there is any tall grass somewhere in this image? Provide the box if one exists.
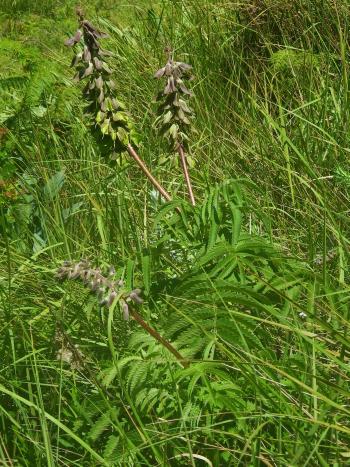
[1,1,350,465]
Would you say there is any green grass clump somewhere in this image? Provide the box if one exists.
[1,1,350,465]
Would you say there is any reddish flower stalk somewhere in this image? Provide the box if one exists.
[177,143,196,206]
[127,144,172,202]
[128,307,189,368]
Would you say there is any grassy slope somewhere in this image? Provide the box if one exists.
[1,1,350,465]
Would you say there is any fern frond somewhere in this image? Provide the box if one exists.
[0,75,29,92]
[103,435,119,461]
[126,360,150,394]
[88,412,112,441]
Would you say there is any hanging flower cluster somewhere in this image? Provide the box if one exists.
[65,9,139,151]
[56,259,189,368]
[56,259,143,320]
[154,48,195,149]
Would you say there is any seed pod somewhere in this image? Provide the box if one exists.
[100,100,107,112]
[82,62,93,78]
[56,348,73,364]
[98,90,104,104]
[95,76,103,90]
[65,37,76,47]
[164,76,176,94]
[73,71,81,82]
[93,57,103,70]
[69,263,81,279]
[165,62,172,76]
[80,270,88,281]
[102,63,112,73]
[56,268,67,279]
[129,289,143,304]
[179,83,192,95]
[107,290,117,307]
[178,62,192,72]
[90,278,101,291]
[122,301,129,320]
[64,29,82,47]
[154,67,166,78]
[74,30,83,43]
[111,98,119,110]
[83,46,91,62]
[84,269,93,281]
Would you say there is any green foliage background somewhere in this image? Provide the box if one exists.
[1,0,350,465]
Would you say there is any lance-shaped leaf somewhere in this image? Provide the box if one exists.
[163,110,173,124]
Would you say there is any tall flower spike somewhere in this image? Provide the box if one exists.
[56,261,136,316]
[64,9,138,152]
[64,11,174,204]
[154,48,196,205]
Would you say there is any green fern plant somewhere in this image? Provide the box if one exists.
[0,64,58,128]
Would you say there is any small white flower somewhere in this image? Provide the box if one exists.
[299,312,307,319]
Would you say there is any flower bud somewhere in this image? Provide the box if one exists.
[95,76,103,90]
[129,289,143,304]
[122,301,129,320]
[83,46,91,62]
[107,290,117,307]
[82,62,93,78]
[93,57,103,70]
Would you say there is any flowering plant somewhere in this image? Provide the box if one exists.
[65,8,139,151]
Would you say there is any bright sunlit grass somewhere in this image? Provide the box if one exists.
[0,1,349,465]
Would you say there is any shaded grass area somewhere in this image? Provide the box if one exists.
[1,1,350,465]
